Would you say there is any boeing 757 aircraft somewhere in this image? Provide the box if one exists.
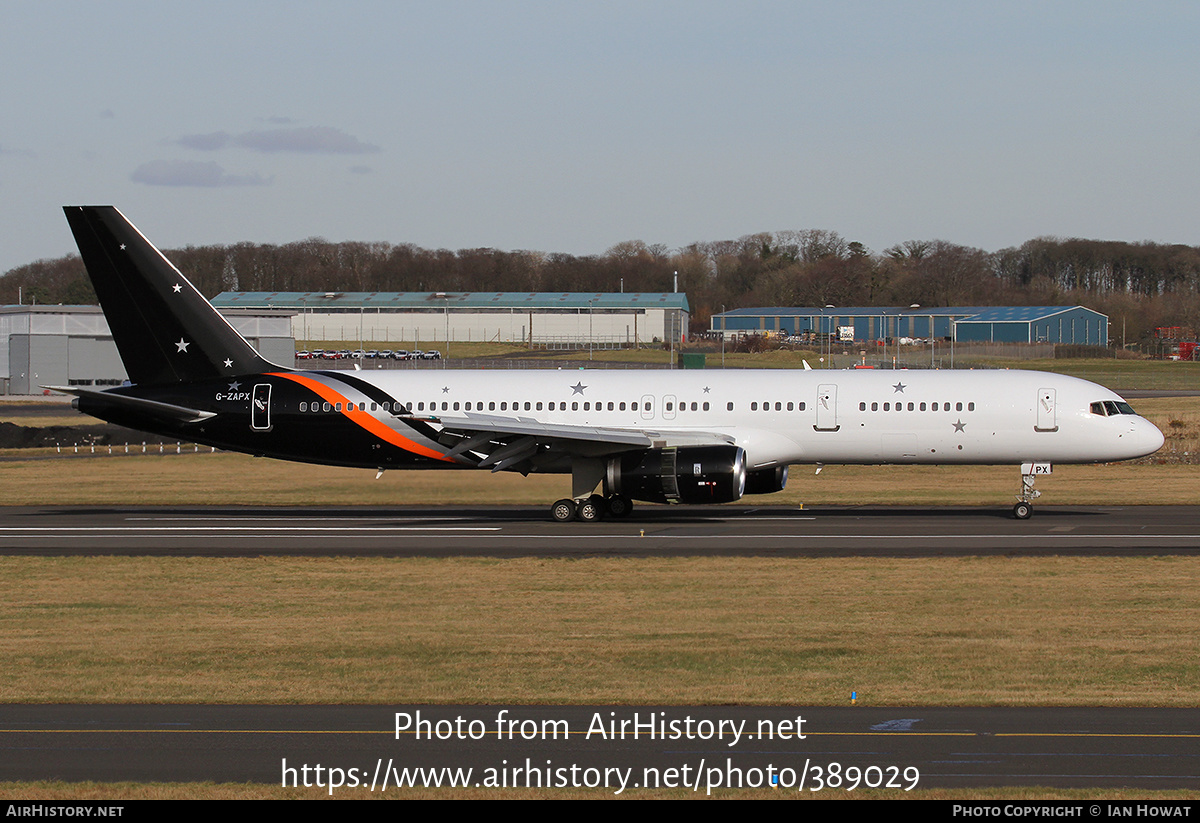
[58,206,1164,520]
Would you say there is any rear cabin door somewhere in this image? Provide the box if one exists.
[251,383,273,431]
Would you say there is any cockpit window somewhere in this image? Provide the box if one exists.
[1091,400,1138,416]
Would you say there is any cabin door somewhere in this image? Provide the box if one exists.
[251,383,273,431]
[815,384,839,431]
[1035,387,1057,432]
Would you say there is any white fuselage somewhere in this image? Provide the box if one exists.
[336,367,1163,469]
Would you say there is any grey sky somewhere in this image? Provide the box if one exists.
[1,1,1197,275]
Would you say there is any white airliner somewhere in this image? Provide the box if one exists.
[58,206,1165,521]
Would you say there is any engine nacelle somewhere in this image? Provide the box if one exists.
[608,445,746,504]
[745,465,788,495]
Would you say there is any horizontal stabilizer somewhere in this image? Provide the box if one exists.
[48,386,216,425]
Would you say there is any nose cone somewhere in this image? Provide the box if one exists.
[1131,417,1165,458]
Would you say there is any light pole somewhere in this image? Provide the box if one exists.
[588,298,595,361]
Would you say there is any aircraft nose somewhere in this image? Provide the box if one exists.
[1132,418,1165,458]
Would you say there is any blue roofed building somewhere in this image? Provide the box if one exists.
[711,305,1107,347]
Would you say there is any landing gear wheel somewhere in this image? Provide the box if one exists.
[576,497,603,522]
[606,494,633,518]
[551,498,577,522]
[1012,501,1033,520]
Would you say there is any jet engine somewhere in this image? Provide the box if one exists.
[744,465,788,495]
[607,445,746,504]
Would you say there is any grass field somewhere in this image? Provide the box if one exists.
[2,555,1198,706]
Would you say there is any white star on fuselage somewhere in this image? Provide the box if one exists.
[223,358,233,368]
[571,381,587,395]
[228,381,241,391]
[952,419,966,433]
[175,338,189,353]
[893,382,906,393]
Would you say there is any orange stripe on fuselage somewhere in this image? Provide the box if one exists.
[270,372,453,462]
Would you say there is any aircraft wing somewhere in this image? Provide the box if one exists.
[419,411,735,471]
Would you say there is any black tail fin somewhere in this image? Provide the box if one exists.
[63,206,282,386]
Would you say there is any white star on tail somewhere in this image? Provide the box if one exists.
[175,338,189,353]
[223,358,233,368]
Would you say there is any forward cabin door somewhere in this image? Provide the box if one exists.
[1035,387,1057,432]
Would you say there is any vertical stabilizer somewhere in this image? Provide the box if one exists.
[63,206,281,385]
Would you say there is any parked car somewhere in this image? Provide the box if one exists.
[422,350,442,360]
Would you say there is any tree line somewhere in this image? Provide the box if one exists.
[4,231,1200,343]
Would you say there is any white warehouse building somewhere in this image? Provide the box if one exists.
[0,305,294,395]
[211,291,691,347]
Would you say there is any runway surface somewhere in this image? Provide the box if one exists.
[2,504,1200,556]
[2,705,1197,791]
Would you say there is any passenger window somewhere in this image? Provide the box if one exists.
[300,402,307,412]
[323,402,331,412]
[774,402,782,411]
[536,402,543,411]
[956,402,963,411]
[584,402,591,411]
[968,402,975,411]
[465,402,472,411]
[572,402,578,411]
[859,402,866,411]
[524,402,531,411]
[751,402,758,411]
[799,402,806,411]
[727,402,734,411]
[884,402,890,411]
[908,402,914,411]
[620,402,626,411]
[871,402,878,411]
[442,402,449,411]
[703,402,710,411]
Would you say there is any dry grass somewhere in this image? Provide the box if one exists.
[2,556,1197,706]
[1,450,1198,506]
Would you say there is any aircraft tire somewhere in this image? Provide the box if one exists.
[606,494,632,518]
[552,499,577,522]
[576,498,603,522]
[1012,501,1033,520]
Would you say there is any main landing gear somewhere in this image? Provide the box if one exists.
[551,494,633,523]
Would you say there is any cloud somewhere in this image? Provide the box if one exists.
[177,131,232,151]
[176,126,381,155]
[234,126,381,154]
[130,159,271,187]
